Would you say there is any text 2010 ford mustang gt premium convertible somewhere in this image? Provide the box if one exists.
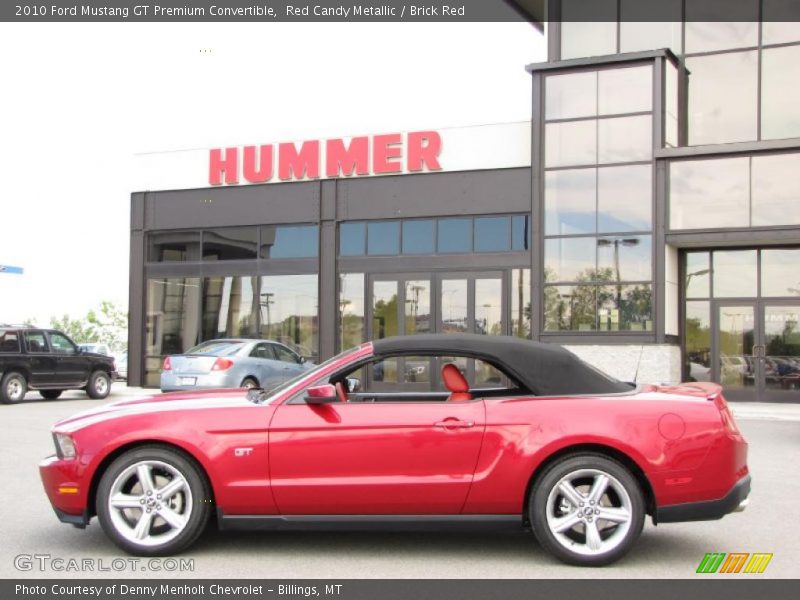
[40,334,750,566]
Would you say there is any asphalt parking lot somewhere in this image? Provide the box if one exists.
[1,387,798,579]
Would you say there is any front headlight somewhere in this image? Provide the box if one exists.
[53,433,76,459]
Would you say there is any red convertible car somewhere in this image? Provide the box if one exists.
[40,335,750,566]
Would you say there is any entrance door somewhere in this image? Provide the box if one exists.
[760,303,800,403]
[713,303,757,402]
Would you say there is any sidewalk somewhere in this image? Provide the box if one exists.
[113,385,800,422]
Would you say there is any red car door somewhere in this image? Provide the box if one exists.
[268,400,486,514]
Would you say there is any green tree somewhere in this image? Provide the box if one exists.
[37,301,128,352]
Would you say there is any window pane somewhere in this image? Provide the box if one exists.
[201,276,259,340]
[474,216,511,252]
[511,215,531,250]
[259,274,319,362]
[0,330,20,353]
[441,279,468,333]
[762,46,800,140]
[261,225,318,259]
[511,269,531,338]
[752,153,800,227]
[761,250,800,297]
[148,231,200,262]
[598,284,653,331]
[339,273,364,350]
[475,278,503,335]
[561,22,617,60]
[404,280,431,334]
[685,301,712,382]
[669,158,750,230]
[545,168,596,236]
[762,21,800,45]
[687,51,758,146]
[339,222,365,256]
[545,71,597,120]
[598,115,652,164]
[146,277,201,386]
[597,236,652,282]
[203,227,258,261]
[402,220,435,254]
[620,21,682,54]
[545,237,597,283]
[685,252,711,299]
[598,65,653,116]
[437,218,472,253]
[367,221,400,255]
[597,165,652,233]
[685,22,758,53]
[665,61,679,148]
[372,280,398,340]
[545,120,597,168]
[544,285,597,331]
[713,250,757,297]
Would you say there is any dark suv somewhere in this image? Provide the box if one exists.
[0,326,116,403]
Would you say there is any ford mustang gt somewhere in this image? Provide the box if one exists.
[39,334,750,566]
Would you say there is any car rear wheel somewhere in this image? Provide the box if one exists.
[96,446,212,556]
[240,377,258,389]
[0,372,27,404]
[40,390,63,400]
[530,454,644,566]
[86,371,111,399]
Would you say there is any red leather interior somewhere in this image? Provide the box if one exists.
[441,364,472,402]
[335,381,349,403]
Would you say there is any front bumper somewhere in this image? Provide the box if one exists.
[39,455,90,527]
[656,474,751,523]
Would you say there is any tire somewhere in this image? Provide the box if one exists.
[40,390,63,400]
[86,371,111,399]
[96,445,212,556]
[240,377,259,389]
[529,453,645,566]
[0,372,28,404]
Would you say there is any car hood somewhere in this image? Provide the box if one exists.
[53,389,253,433]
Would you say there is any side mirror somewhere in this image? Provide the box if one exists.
[304,384,338,405]
[346,377,361,393]
[299,356,306,364]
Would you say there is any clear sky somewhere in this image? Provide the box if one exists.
[0,22,544,329]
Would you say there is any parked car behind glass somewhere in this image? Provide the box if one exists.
[160,338,314,392]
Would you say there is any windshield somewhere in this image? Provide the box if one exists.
[185,341,245,356]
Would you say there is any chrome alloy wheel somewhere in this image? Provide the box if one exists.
[545,468,632,556]
[6,378,24,401]
[94,375,109,396]
[107,460,193,547]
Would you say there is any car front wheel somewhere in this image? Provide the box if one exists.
[530,454,645,566]
[0,372,27,404]
[96,446,212,556]
[86,371,111,399]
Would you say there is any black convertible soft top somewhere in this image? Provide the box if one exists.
[372,334,634,396]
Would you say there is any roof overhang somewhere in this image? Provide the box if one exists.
[504,0,545,31]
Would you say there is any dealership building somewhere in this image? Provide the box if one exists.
[129,2,800,403]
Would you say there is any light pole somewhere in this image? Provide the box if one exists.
[597,237,640,305]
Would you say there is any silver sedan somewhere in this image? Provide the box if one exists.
[160,339,314,392]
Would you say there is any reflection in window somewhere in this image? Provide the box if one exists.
[545,71,597,120]
[561,21,617,60]
[598,284,653,331]
[437,219,472,253]
[597,165,652,233]
[475,278,503,335]
[203,227,258,261]
[339,273,364,350]
[685,21,758,54]
[761,45,800,140]
[544,237,597,283]
[146,278,201,386]
[545,168,596,236]
[713,250,757,298]
[367,221,401,255]
[761,14,800,45]
[259,274,318,361]
[620,20,682,54]
[260,225,318,258]
[752,154,800,227]
[669,158,750,230]
[598,65,652,116]
[544,285,596,331]
[598,115,652,164]
[402,220,435,254]
[339,222,366,256]
[545,120,597,168]
[665,61,680,148]
[685,252,711,299]
[761,250,800,297]
[404,280,431,334]
[687,51,758,146]
[148,231,201,262]
[597,236,652,282]
[372,280,398,339]
[511,215,531,251]
[684,301,712,382]
[201,276,258,340]
[25,331,49,353]
[441,279,468,333]
[511,269,531,339]
[474,217,510,253]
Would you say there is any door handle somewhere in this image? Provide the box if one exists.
[434,419,475,429]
